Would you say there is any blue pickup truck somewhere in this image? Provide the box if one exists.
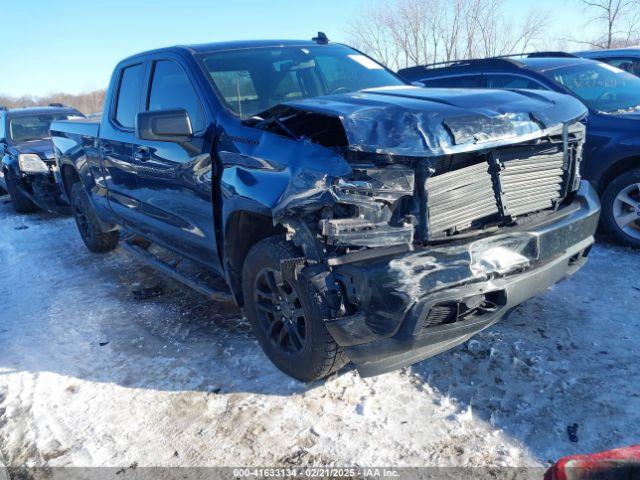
[50,37,600,380]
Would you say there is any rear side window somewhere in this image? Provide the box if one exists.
[115,64,145,129]
[422,75,482,88]
[486,74,545,90]
[148,60,205,131]
[599,57,640,77]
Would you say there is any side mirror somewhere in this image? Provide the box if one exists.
[136,109,193,143]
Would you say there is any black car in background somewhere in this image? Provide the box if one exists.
[0,105,84,213]
[399,55,640,247]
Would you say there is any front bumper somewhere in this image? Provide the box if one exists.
[17,169,69,214]
[327,180,600,377]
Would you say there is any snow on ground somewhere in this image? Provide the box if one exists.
[0,194,639,472]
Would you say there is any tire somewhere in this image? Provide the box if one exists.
[5,171,38,213]
[70,182,119,252]
[242,235,348,381]
[601,169,640,248]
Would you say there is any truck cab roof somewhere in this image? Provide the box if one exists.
[120,39,328,63]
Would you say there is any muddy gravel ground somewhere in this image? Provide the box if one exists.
[0,194,639,474]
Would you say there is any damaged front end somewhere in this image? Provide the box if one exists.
[228,86,599,376]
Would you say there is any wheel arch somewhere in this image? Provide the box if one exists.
[60,163,81,201]
[596,154,640,193]
[223,207,286,306]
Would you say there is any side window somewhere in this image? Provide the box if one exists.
[599,57,640,77]
[0,115,6,140]
[115,64,145,129]
[485,74,545,90]
[422,75,482,88]
[148,60,205,131]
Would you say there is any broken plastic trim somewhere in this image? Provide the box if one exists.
[320,166,415,248]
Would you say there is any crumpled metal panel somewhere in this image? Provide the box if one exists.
[276,86,587,157]
[218,130,352,225]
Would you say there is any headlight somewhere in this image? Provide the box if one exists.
[18,154,49,173]
[321,167,416,248]
[333,167,415,203]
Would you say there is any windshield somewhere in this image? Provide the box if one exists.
[200,45,404,119]
[8,114,74,144]
[543,62,640,113]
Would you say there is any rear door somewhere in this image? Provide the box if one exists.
[101,61,148,223]
[131,56,219,269]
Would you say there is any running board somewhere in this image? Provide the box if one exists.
[121,237,233,302]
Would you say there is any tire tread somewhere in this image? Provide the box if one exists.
[71,182,119,252]
[601,168,640,248]
[243,235,348,381]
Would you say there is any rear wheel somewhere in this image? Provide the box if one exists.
[70,182,119,252]
[5,171,37,213]
[602,169,640,248]
[242,235,348,381]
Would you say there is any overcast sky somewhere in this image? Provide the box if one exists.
[0,0,599,97]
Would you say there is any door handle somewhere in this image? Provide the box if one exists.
[134,147,150,161]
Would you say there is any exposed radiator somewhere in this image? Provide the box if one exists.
[497,146,565,218]
[426,161,499,233]
[425,139,577,238]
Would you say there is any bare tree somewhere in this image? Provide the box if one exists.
[347,0,548,70]
[578,0,640,48]
[349,2,403,69]
[0,90,106,115]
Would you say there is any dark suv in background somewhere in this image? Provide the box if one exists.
[575,47,640,77]
[399,55,640,247]
[0,105,83,213]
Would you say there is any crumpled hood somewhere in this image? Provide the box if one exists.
[279,86,588,156]
[9,139,54,159]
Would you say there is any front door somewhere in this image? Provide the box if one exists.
[131,58,220,270]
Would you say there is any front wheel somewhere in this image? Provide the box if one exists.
[70,182,119,252]
[601,169,640,248]
[242,235,348,381]
[5,172,38,213]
